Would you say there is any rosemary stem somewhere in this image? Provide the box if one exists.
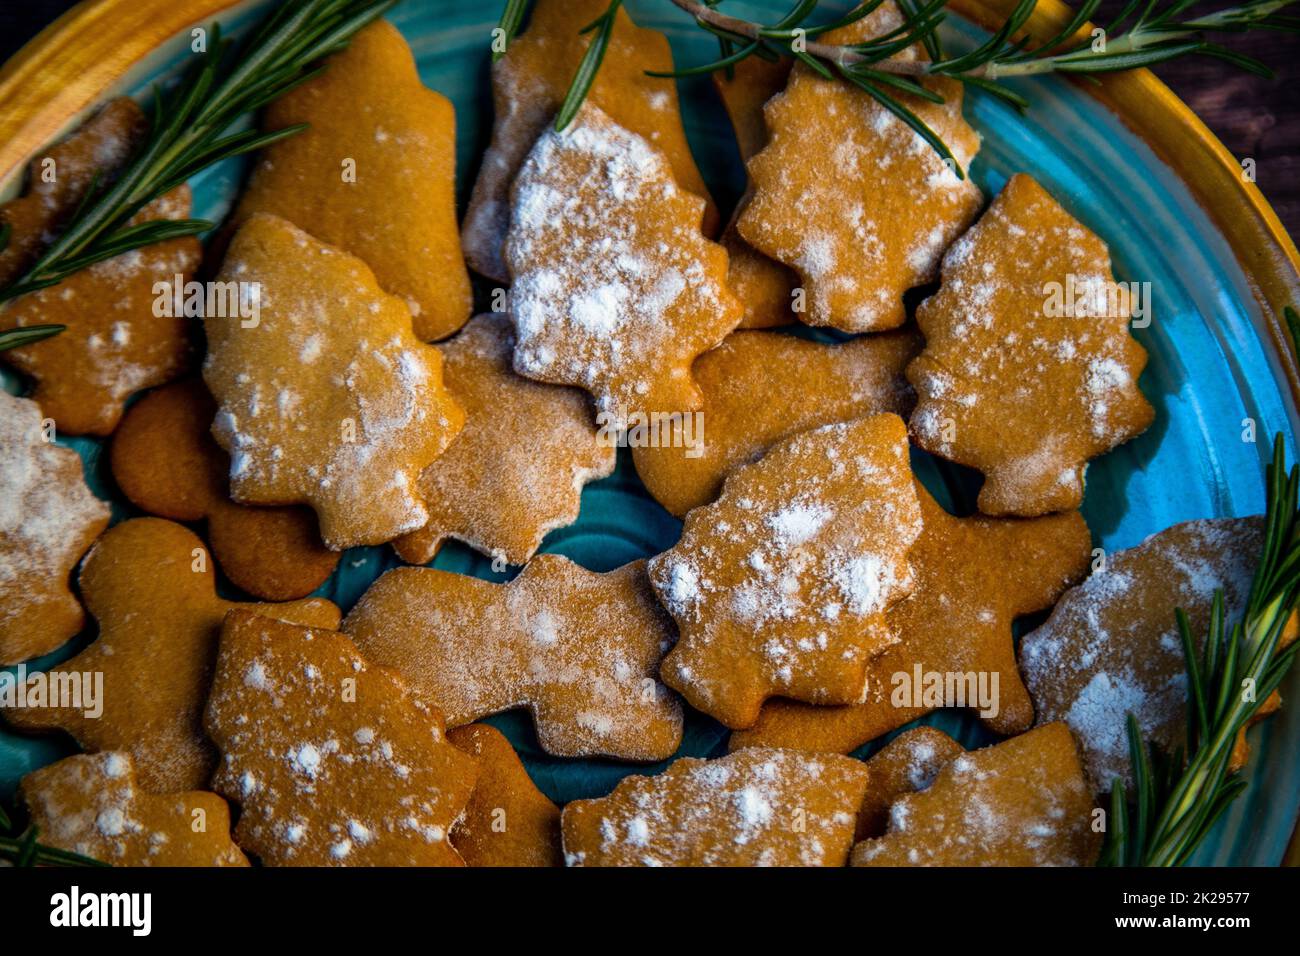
[665,0,937,74]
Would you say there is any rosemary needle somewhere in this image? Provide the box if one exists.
[0,0,396,307]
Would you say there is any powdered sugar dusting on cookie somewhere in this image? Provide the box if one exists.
[205,611,475,866]
[907,174,1153,517]
[204,214,463,549]
[561,748,869,866]
[737,3,982,332]
[650,414,921,728]
[342,556,682,761]
[461,0,712,283]
[852,724,1099,866]
[20,752,247,866]
[1020,517,1264,788]
[393,314,616,565]
[0,392,109,653]
[504,103,740,417]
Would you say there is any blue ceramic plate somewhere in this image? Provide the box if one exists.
[2,0,1297,866]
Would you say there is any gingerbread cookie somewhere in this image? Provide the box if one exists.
[504,102,743,418]
[737,4,982,332]
[714,58,797,330]
[448,723,562,867]
[649,414,922,729]
[908,173,1154,516]
[851,723,1100,866]
[111,379,338,600]
[343,555,682,760]
[562,748,870,866]
[393,314,615,566]
[3,518,339,792]
[21,752,248,867]
[0,391,110,665]
[1,185,200,436]
[855,727,965,840]
[731,482,1091,752]
[204,213,464,550]
[205,609,477,866]
[1020,516,1294,790]
[230,20,470,341]
[631,329,919,517]
[463,0,715,282]
[0,97,144,285]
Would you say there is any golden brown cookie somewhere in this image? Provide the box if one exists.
[463,0,716,282]
[3,518,339,792]
[0,391,110,665]
[393,314,615,566]
[21,752,249,866]
[714,57,797,330]
[737,4,982,332]
[851,723,1101,866]
[731,481,1091,752]
[562,747,870,866]
[1020,516,1295,790]
[649,414,922,729]
[204,213,464,549]
[504,103,742,419]
[343,555,682,760]
[855,726,965,840]
[448,723,562,867]
[0,97,145,285]
[908,173,1154,516]
[631,329,919,517]
[205,609,477,866]
[111,379,339,600]
[229,20,470,341]
[1,185,200,436]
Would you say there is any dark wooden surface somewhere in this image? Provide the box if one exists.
[0,0,1296,238]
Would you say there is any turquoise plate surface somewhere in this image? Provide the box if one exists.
[2,0,1297,866]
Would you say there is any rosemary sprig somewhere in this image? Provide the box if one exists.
[0,0,396,306]
[495,0,530,61]
[554,0,625,130]
[0,325,65,352]
[544,0,1297,171]
[0,802,105,867]
[1100,431,1300,867]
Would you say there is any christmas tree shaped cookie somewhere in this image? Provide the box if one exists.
[206,610,478,866]
[731,482,1091,752]
[0,97,144,285]
[463,0,715,282]
[2,177,200,435]
[562,748,870,866]
[648,414,922,729]
[738,3,982,332]
[0,391,109,665]
[1020,516,1294,790]
[231,20,470,341]
[908,174,1154,516]
[851,723,1101,866]
[21,752,249,867]
[393,315,615,566]
[504,103,741,418]
[204,214,464,549]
